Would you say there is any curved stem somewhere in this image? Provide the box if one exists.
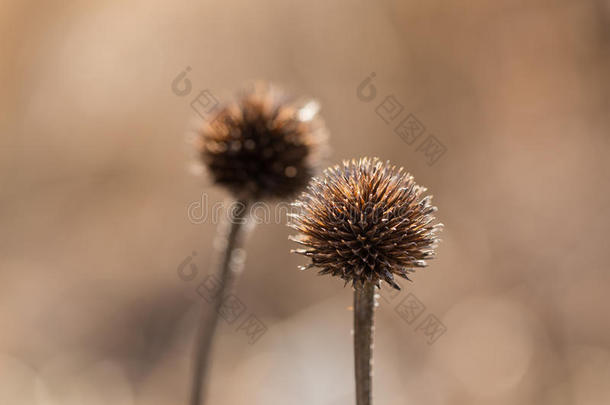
[354,281,376,405]
[189,200,249,405]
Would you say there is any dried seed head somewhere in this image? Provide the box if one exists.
[195,82,327,201]
[289,157,442,290]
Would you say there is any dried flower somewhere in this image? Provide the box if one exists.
[290,157,442,290]
[189,83,329,405]
[195,82,327,201]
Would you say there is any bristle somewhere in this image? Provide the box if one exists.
[289,157,442,290]
[196,82,328,200]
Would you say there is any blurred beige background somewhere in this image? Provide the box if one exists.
[1,0,609,404]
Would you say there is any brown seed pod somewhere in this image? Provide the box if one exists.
[289,157,442,290]
[195,82,327,201]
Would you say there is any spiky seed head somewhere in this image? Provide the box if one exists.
[289,157,442,290]
[195,82,328,201]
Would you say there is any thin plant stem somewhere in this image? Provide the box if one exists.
[354,281,376,405]
[189,199,249,405]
